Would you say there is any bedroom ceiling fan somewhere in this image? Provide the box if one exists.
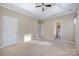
[35,3,55,11]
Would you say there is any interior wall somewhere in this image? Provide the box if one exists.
[0,6,75,45]
[42,13,75,42]
[0,6,38,44]
[0,6,2,46]
[42,18,55,41]
[75,7,79,53]
[61,13,75,42]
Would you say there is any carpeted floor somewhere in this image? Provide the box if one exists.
[0,40,78,56]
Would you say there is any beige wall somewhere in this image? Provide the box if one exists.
[42,18,55,41]
[0,6,38,45]
[0,6,2,46]
[75,7,79,53]
[60,13,75,42]
[0,6,76,46]
[42,13,75,42]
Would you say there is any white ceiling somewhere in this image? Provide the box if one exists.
[0,3,78,19]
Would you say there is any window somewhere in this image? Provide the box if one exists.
[24,34,31,42]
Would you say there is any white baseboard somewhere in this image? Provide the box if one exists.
[60,40,75,44]
[0,42,17,48]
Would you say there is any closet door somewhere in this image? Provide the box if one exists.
[2,16,18,47]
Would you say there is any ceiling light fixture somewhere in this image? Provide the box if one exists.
[35,3,55,11]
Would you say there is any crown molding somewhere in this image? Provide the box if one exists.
[0,4,40,19]
[0,3,77,20]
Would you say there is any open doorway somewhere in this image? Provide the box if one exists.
[54,18,61,40]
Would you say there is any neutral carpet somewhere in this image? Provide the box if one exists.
[0,40,78,56]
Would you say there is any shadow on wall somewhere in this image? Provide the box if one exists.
[24,34,32,42]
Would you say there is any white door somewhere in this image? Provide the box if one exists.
[2,16,18,47]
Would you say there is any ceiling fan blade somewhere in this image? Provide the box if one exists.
[36,6,41,7]
[45,5,52,7]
